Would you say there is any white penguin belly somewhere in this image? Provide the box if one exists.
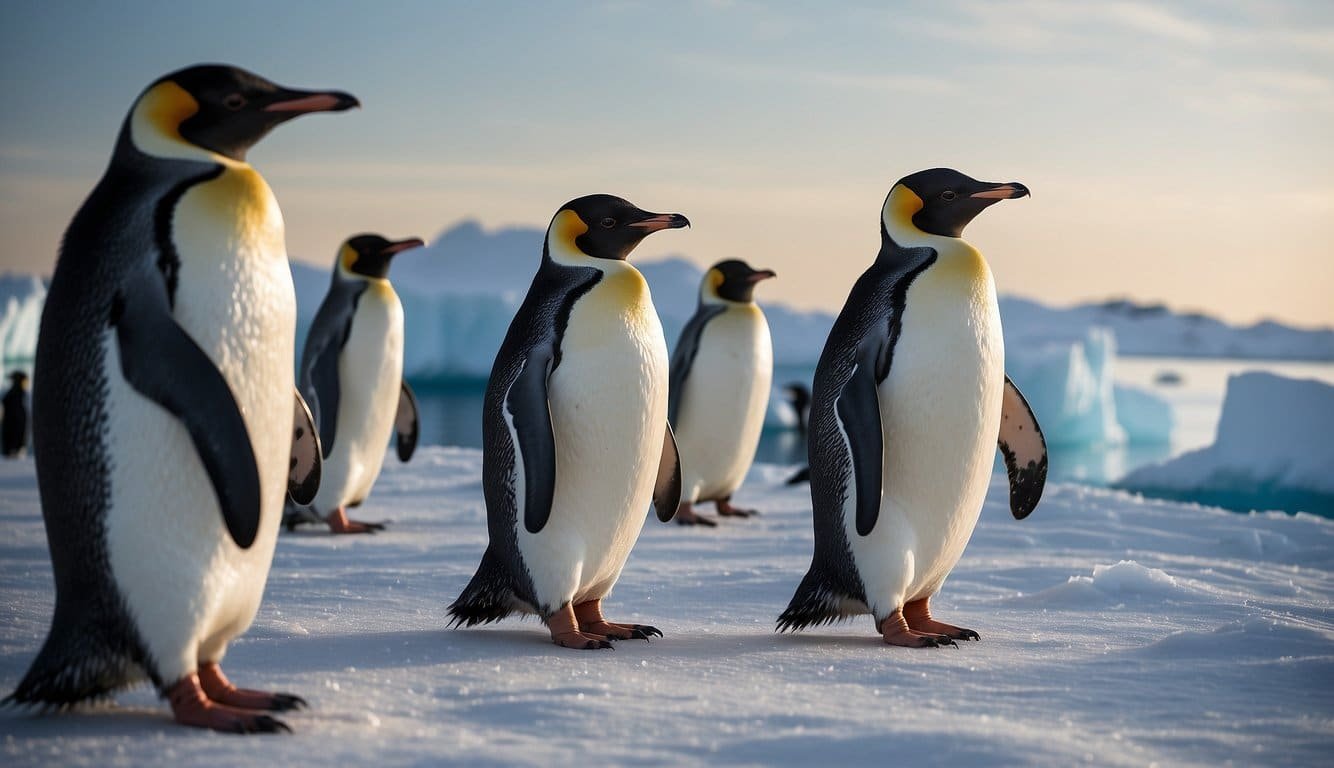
[846,255,1004,618]
[103,166,294,682]
[516,265,668,613]
[315,286,403,511]
[674,307,772,502]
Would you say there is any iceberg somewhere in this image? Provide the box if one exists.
[1006,328,1173,447]
[0,275,45,381]
[1117,371,1334,515]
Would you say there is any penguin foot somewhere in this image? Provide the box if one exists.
[199,663,307,712]
[547,604,615,650]
[674,503,717,527]
[327,507,386,534]
[715,499,758,518]
[572,599,662,641]
[167,673,292,734]
[879,610,957,649]
[904,598,980,641]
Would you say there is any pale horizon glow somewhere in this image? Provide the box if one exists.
[1,1,1331,327]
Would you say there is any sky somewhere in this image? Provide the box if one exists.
[1,1,1331,327]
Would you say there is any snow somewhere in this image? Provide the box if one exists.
[3,449,1332,765]
[1118,372,1334,515]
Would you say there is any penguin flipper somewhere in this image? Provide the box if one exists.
[653,422,683,522]
[289,388,322,505]
[300,280,364,459]
[508,351,557,534]
[838,355,885,537]
[396,380,420,462]
[112,281,262,549]
[998,375,1048,519]
[667,304,725,424]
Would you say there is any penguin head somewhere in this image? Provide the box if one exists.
[8,372,27,389]
[703,259,777,304]
[130,64,359,162]
[337,234,426,279]
[886,168,1029,239]
[547,194,689,262]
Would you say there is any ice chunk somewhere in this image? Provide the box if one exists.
[1117,372,1334,515]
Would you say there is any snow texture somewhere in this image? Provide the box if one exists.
[2,450,1331,766]
[1119,372,1334,515]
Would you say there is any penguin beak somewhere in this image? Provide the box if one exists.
[382,237,426,256]
[265,89,361,114]
[970,182,1030,200]
[746,269,777,283]
[628,213,691,232]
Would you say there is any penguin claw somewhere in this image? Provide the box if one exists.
[268,693,308,711]
[244,714,292,734]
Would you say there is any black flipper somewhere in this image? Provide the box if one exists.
[299,279,364,459]
[508,350,557,534]
[667,304,725,425]
[654,422,683,522]
[396,380,419,462]
[837,347,885,537]
[113,279,261,549]
[289,388,322,505]
[998,375,1048,520]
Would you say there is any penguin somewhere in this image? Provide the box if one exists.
[783,382,812,435]
[449,194,688,649]
[4,64,349,731]
[668,260,776,526]
[777,168,1047,648]
[285,234,424,534]
[2,371,30,458]
[781,383,813,485]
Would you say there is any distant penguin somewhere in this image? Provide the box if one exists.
[4,65,350,732]
[668,260,776,526]
[781,382,813,486]
[778,168,1047,647]
[286,234,423,534]
[449,195,688,649]
[2,371,30,458]
[783,382,812,435]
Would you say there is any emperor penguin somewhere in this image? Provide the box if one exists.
[449,195,688,649]
[4,65,350,731]
[777,168,1048,648]
[287,234,424,534]
[2,371,30,458]
[668,260,776,526]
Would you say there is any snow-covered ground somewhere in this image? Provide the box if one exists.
[3,449,1331,766]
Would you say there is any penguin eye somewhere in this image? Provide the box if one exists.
[940,190,957,202]
[223,93,247,111]
[599,217,616,229]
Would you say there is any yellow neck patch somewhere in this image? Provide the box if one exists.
[339,243,359,274]
[882,184,924,233]
[551,209,589,257]
[141,81,198,143]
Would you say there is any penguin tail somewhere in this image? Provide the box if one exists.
[448,548,519,628]
[4,621,144,711]
[776,565,856,632]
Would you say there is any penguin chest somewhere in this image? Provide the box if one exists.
[102,165,294,676]
[674,307,773,502]
[849,251,1004,611]
[321,285,404,507]
[521,267,668,606]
